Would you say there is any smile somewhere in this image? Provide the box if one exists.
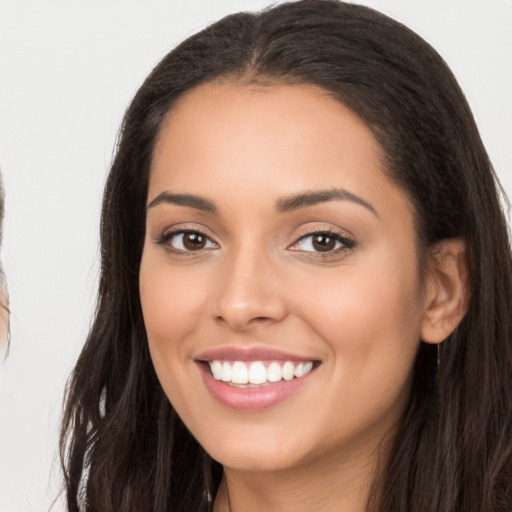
[195,348,320,411]
[208,360,314,386]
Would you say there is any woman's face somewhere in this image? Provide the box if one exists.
[140,82,428,473]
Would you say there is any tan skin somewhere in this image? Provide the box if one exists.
[139,82,468,512]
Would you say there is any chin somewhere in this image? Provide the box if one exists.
[209,446,302,473]
[194,420,320,474]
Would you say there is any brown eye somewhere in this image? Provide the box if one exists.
[183,232,207,250]
[160,230,217,252]
[312,234,337,252]
[289,230,355,255]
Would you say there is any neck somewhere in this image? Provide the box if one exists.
[213,442,386,512]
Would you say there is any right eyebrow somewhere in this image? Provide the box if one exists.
[147,192,217,213]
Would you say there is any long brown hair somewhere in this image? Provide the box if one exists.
[60,1,512,510]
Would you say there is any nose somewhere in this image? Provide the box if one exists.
[212,244,288,332]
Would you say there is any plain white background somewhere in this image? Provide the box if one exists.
[0,1,511,510]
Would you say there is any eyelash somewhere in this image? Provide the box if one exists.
[289,229,356,258]
[155,228,356,257]
[155,229,217,254]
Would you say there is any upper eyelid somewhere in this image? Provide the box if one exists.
[291,225,355,242]
[157,228,217,243]
[297,228,343,237]
[292,232,354,245]
[154,223,217,239]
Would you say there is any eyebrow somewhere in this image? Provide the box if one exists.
[276,188,378,216]
[147,187,377,217]
[147,192,217,213]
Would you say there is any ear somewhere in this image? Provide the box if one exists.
[421,238,470,344]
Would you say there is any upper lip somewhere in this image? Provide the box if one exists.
[195,346,318,362]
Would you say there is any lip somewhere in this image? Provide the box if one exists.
[196,346,315,363]
[195,346,320,411]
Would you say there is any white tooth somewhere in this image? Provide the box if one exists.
[282,361,294,381]
[210,360,223,380]
[267,361,283,382]
[221,361,232,382]
[231,361,249,384]
[294,363,305,378]
[303,361,313,375]
[248,361,267,384]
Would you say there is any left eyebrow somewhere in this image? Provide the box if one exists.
[276,188,378,217]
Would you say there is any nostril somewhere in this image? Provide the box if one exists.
[214,312,276,331]
[212,286,288,330]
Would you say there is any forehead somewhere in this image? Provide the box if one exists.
[149,81,412,225]
[153,81,381,166]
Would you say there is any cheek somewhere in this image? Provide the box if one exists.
[139,251,207,398]
[139,257,207,420]
[304,270,421,341]
[285,261,423,445]
[140,254,205,346]
[290,251,424,386]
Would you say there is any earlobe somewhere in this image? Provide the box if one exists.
[421,238,470,344]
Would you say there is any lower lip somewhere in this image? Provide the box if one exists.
[197,363,315,411]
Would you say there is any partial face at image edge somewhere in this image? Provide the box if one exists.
[0,174,7,348]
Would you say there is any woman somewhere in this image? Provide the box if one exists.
[60,1,512,510]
